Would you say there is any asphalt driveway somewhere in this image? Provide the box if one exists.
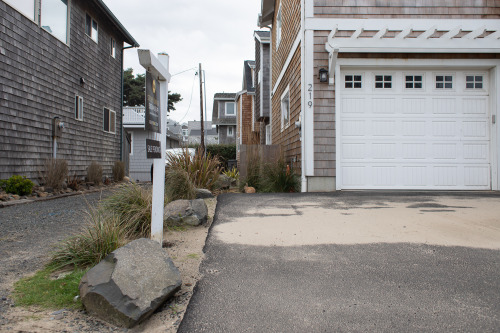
[179,192,500,332]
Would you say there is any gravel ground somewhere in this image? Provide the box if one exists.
[0,190,115,331]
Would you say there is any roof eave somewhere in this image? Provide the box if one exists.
[259,0,275,27]
[94,0,139,47]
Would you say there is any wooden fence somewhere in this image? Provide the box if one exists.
[239,144,281,181]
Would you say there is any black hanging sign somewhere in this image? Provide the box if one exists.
[146,139,162,159]
[145,71,161,133]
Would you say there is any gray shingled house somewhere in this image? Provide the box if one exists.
[254,31,271,145]
[123,107,181,181]
[0,0,138,181]
[212,93,237,144]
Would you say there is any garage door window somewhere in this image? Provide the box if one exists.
[466,75,483,89]
[375,75,392,89]
[405,75,423,89]
[345,75,362,88]
[436,75,453,89]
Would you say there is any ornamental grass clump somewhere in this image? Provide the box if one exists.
[262,157,301,193]
[166,148,221,190]
[165,167,196,203]
[112,161,126,182]
[87,161,103,184]
[100,183,153,239]
[41,158,68,189]
[48,208,125,270]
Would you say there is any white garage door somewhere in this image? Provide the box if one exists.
[339,69,491,190]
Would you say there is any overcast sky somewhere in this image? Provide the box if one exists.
[102,0,263,125]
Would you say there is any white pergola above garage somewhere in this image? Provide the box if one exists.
[325,19,500,83]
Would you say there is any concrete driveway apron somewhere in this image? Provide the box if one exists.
[179,192,500,332]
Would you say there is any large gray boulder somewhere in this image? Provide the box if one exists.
[79,238,181,328]
[164,199,208,226]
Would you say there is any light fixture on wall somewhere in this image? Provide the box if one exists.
[319,68,328,83]
[80,77,85,86]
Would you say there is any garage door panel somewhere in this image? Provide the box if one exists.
[463,98,488,115]
[339,68,491,190]
[432,98,457,114]
[402,98,427,114]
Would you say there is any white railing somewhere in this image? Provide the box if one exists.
[123,106,145,125]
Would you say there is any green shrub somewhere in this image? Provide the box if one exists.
[165,167,196,203]
[5,175,34,196]
[48,208,125,270]
[167,148,221,190]
[0,179,7,191]
[112,161,126,182]
[41,159,68,189]
[100,183,152,239]
[87,161,103,184]
[13,268,86,309]
[262,158,301,193]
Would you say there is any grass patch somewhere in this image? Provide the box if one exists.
[48,208,125,271]
[187,253,199,259]
[13,268,86,309]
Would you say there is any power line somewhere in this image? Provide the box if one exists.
[178,72,197,123]
[172,67,197,77]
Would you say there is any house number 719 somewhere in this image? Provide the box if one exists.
[308,84,313,108]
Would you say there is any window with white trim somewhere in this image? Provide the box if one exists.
[276,3,282,47]
[345,75,362,88]
[281,87,290,130]
[405,75,423,89]
[41,0,69,43]
[435,75,453,89]
[375,75,392,89]
[4,0,36,21]
[75,95,83,121]
[111,38,116,58]
[103,108,116,134]
[466,75,483,89]
[86,13,98,43]
[129,131,134,156]
[265,124,271,145]
[227,126,234,137]
[225,102,236,116]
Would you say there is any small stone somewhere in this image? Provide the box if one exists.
[11,195,20,200]
[38,192,48,198]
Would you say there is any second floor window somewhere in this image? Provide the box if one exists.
[75,95,83,121]
[111,38,116,58]
[225,102,236,116]
[103,108,116,134]
[41,0,69,43]
[86,13,98,43]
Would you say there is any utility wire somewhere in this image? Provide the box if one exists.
[172,67,197,77]
[178,72,197,123]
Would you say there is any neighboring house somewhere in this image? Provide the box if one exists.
[259,0,500,192]
[123,106,181,181]
[254,31,272,145]
[212,93,237,144]
[236,60,260,163]
[187,121,218,145]
[0,0,138,181]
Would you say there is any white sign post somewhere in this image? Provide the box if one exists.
[138,50,171,244]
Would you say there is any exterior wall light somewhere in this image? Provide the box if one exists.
[319,68,328,82]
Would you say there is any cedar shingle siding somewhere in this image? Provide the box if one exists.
[0,0,132,181]
[313,0,500,18]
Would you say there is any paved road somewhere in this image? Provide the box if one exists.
[179,192,500,332]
